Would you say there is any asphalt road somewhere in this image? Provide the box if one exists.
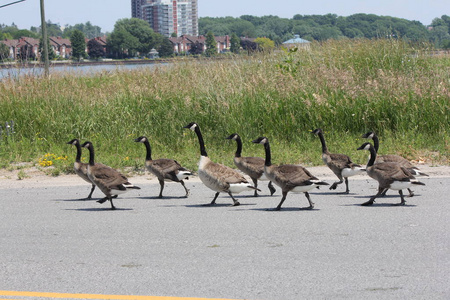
[0,175,449,300]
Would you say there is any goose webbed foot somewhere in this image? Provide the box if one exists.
[407,188,414,197]
[97,197,107,204]
[393,191,407,205]
[361,199,375,206]
[267,207,282,211]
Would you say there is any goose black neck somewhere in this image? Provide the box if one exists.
[372,135,380,153]
[263,143,272,166]
[367,144,377,167]
[75,143,82,162]
[318,132,328,153]
[143,140,153,161]
[87,145,95,166]
[234,137,243,158]
[194,126,208,157]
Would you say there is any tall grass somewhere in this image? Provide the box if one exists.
[0,39,448,175]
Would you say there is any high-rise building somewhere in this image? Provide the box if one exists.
[131,0,198,37]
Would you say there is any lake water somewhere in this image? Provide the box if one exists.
[0,62,169,80]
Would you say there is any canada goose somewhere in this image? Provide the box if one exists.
[134,136,192,198]
[252,137,328,210]
[226,133,276,196]
[183,122,259,206]
[81,141,140,210]
[67,138,97,199]
[312,128,365,194]
[357,142,425,206]
[362,131,429,174]
[362,131,428,197]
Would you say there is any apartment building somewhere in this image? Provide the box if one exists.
[131,0,198,37]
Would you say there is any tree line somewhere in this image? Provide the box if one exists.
[199,13,450,48]
[1,13,449,61]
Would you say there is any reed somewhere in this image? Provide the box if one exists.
[0,39,448,175]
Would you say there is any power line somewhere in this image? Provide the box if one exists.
[0,0,26,9]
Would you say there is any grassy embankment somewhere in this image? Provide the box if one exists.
[0,39,448,177]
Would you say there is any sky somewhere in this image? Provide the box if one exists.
[0,0,448,33]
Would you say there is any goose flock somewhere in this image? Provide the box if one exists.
[67,123,427,210]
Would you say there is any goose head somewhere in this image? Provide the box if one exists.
[67,139,80,146]
[361,131,375,139]
[183,122,198,131]
[226,133,240,140]
[252,137,269,145]
[134,136,148,143]
[357,142,373,151]
[311,128,323,135]
[81,141,93,150]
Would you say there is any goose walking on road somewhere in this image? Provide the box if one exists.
[357,142,425,206]
[183,122,259,206]
[134,136,192,198]
[81,141,140,210]
[312,128,365,194]
[362,131,428,197]
[252,137,328,210]
[226,133,276,196]
[67,139,97,200]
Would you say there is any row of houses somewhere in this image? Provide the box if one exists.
[1,34,308,60]
[0,36,108,60]
[1,34,233,60]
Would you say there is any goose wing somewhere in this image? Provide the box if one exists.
[150,158,183,173]
[209,162,249,184]
[329,153,361,169]
[372,163,415,182]
[236,156,265,176]
[377,154,414,168]
[276,164,315,187]
[92,165,129,189]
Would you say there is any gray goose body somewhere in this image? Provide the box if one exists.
[357,142,425,206]
[135,136,192,198]
[252,137,328,210]
[184,122,258,206]
[226,133,276,196]
[67,138,107,199]
[362,131,428,197]
[312,128,365,194]
[81,141,140,210]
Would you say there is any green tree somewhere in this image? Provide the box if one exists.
[107,18,162,58]
[189,41,203,55]
[70,29,86,60]
[11,29,38,39]
[255,37,275,52]
[230,33,240,53]
[158,37,174,57]
[0,43,10,60]
[39,37,56,60]
[87,39,105,59]
[205,31,217,56]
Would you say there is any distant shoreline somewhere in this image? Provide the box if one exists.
[0,59,171,69]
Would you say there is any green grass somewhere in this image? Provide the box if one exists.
[0,39,448,175]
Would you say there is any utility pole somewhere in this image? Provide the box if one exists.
[40,0,49,76]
